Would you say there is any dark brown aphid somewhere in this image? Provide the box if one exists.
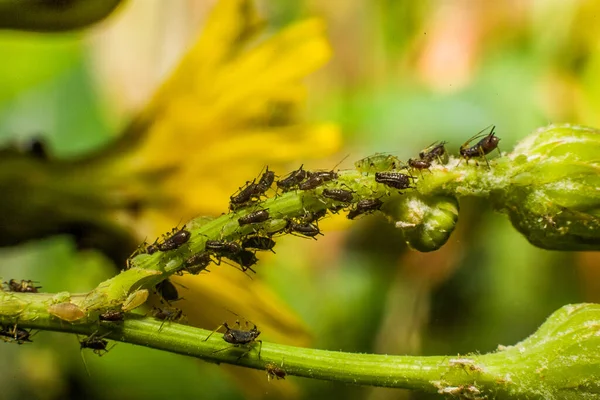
[158,227,191,252]
[419,141,448,163]
[257,167,276,193]
[266,362,287,381]
[146,240,159,255]
[152,306,184,331]
[459,125,501,167]
[230,181,260,210]
[375,172,414,190]
[228,249,258,273]
[242,235,276,253]
[287,221,322,239]
[0,325,34,344]
[322,188,353,203]
[306,170,338,182]
[5,279,42,293]
[204,320,262,360]
[298,174,324,190]
[184,252,212,274]
[206,240,242,255]
[238,209,270,226]
[79,332,113,356]
[155,280,181,303]
[347,198,384,220]
[276,165,307,191]
[99,310,124,323]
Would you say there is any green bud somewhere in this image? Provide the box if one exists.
[494,124,600,250]
[479,303,600,399]
[381,194,459,252]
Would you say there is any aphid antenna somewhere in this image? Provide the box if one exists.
[461,124,496,147]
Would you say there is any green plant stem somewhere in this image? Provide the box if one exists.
[4,302,600,399]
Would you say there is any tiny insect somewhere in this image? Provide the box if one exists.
[419,141,448,164]
[322,188,353,203]
[205,240,242,255]
[155,280,182,303]
[79,331,114,356]
[230,180,260,210]
[276,165,307,192]
[0,325,34,344]
[242,235,276,253]
[256,167,276,193]
[355,153,402,174]
[152,306,184,331]
[347,198,384,220]
[184,252,212,275]
[158,227,191,252]
[407,158,431,176]
[303,155,347,184]
[459,125,501,167]
[375,171,414,190]
[266,361,287,381]
[204,319,262,360]
[286,221,322,239]
[238,209,270,226]
[298,174,324,190]
[301,209,328,224]
[99,310,124,323]
[5,279,42,293]
[48,302,86,322]
[146,240,159,255]
[227,249,258,273]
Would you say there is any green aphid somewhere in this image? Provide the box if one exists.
[355,153,402,174]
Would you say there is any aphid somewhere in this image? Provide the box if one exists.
[459,125,501,167]
[266,361,287,381]
[146,240,159,255]
[419,141,448,163]
[0,325,34,344]
[184,252,212,275]
[79,331,113,356]
[229,181,260,210]
[355,153,402,173]
[158,227,191,252]
[48,302,86,322]
[407,158,431,175]
[298,174,324,190]
[204,320,262,360]
[286,221,322,239]
[276,165,307,191]
[322,188,353,203]
[228,249,258,272]
[5,279,42,293]
[99,310,124,323]
[257,167,276,193]
[302,209,328,223]
[307,170,338,182]
[205,240,242,255]
[155,280,181,303]
[238,209,270,226]
[347,198,384,220]
[242,235,276,253]
[121,289,149,312]
[152,306,184,331]
[375,171,414,190]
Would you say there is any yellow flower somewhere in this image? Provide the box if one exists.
[93,0,340,395]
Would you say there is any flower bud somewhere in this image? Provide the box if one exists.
[496,124,600,250]
[382,194,459,252]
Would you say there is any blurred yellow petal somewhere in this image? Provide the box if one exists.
[95,1,341,396]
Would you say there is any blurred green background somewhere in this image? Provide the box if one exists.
[1,1,598,399]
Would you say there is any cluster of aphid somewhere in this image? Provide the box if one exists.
[0,126,501,380]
